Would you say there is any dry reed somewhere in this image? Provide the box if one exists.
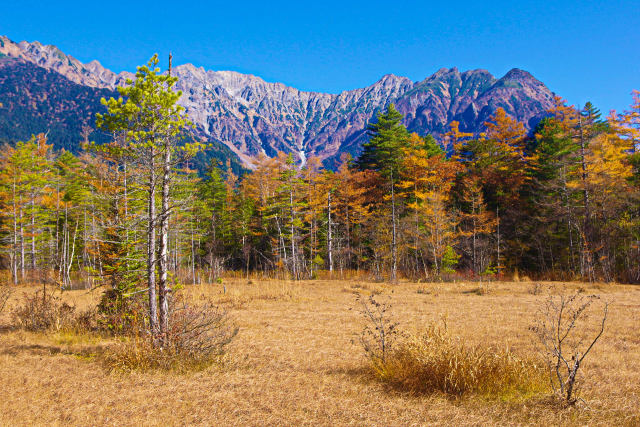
[368,320,548,399]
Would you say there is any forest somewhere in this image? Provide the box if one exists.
[1,57,639,291]
[0,53,638,340]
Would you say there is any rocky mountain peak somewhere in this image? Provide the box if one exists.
[376,73,411,85]
[502,68,536,82]
[0,37,133,89]
[0,36,557,168]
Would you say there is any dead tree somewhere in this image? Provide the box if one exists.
[531,292,608,405]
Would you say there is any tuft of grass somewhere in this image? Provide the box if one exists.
[367,321,548,399]
[99,335,226,373]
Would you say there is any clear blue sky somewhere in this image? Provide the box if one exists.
[2,0,639,113]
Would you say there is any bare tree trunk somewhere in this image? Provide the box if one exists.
[327,191,333,274]
[243,232,249,279]
[91,204,98,287]
[19,207,25,281]
[191,220,196,286]
[473,218,477,275]
[158,52,174,340]
[578,114,592,282]
[55,184,60,274]
[209,182,220,278]
[562,172,577,273]
[432,224,438,276]
[82,207,88,287]
[390,170,397,283]
[414,188,420,279]
[275,215,287,271]
[174,225,179,276]
[123,160,128,242]
[30,196,37,271]
[12,181,18,285]
[496,206,501,274]
[290,183,297,280]
[60,206,67,284]
[66,219,79,287]
[346,205,351,269]
[158,146,171,338]
[147,145,158,335]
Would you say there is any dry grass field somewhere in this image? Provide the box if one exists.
[1,279,639,426]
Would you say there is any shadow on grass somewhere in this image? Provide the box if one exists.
[0,341,107,359]
[461,287,489,296]
[0,324,16,334]
[0,343,65,356]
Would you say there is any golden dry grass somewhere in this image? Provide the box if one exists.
[1,279,639,426]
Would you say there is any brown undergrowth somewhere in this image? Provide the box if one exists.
[101,295,237,373]
[5,284,237,374]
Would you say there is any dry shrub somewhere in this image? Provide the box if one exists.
[531,292,609,405]
[0,285,12,315]
[166,295,238,358]
[370,321,547,398]
[102,295,237,372]
[344,283,369,295]
[12,287,77,332]
[357,294,398,365]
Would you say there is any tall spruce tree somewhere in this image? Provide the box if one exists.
[357,104,409,282]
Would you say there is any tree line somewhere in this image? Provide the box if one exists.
[1,56,639,293]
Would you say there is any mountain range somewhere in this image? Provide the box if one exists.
[0,36,556,169]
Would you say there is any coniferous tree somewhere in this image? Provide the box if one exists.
[357,104,409,282]
[96,54,195,340]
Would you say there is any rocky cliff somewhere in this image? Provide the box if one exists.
[0,36,556,168]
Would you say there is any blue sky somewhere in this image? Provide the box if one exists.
[2,0,639,113]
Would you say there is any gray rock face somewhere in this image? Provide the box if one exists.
[0,37,133,89]
[0,36,556,167]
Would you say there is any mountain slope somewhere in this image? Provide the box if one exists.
[0,56,115,150]
[0,56,246,175]
[0,36,556,168]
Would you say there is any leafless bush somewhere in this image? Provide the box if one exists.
[73,307,100,332]
[103,295,238,372]
[12,286,77,332]
[357,294,398,366]
[0,286,12,315]
[530,292,609,405]
[164,295,238,359]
